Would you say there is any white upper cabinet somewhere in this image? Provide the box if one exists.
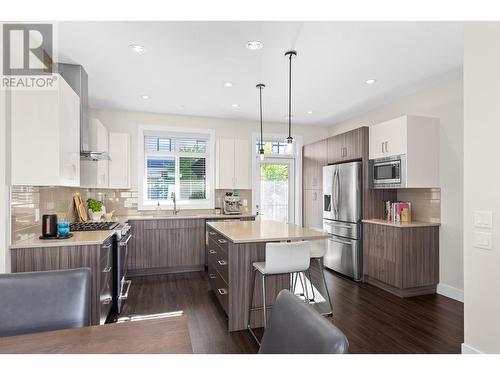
[216,137,251,190]
[108,132,130,189]
[369,116,407,159]
[10,74,80,186]
[80,118,109,188]
[369,115,440,188]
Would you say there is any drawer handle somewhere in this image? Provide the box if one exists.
[102,266,112,273]
[209,273,217,279]
[102,297,112,305]
[217,260,227,266]
[217,239,227,244]
[209,249,217,254]
[209,231,217,235]
[217,288,228,295]
[102,243,112,249]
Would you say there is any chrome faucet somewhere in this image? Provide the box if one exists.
[171,192,178,215]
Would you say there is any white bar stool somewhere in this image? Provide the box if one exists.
[247,241,311,344]
[307,238,333,316]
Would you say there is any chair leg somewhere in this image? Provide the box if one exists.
[262,274,267,328]
[318,258,333,316]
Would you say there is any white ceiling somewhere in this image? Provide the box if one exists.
[55,21,463,126]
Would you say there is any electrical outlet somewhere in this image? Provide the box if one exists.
[474,210,493,229]
[35,208,40,222]
[474,231,493,250]
[242,199,248,207]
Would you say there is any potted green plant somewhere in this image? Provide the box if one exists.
[87,198,104,221]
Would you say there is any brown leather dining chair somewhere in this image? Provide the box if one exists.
[0,268,92,337]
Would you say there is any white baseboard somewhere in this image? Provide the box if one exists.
[437,283,464,302]
[461,343,484,354]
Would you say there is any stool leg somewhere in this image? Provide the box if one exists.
[301,271,310,303]
[247,268,257,330]
[307,269,316,302]
[262,274,267,328]
[297,272,306,298]
[247,268,261,345]
[318,258,333,315]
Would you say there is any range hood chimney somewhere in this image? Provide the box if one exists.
[55,63,109,161]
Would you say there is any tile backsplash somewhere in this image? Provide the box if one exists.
[10,186,252,244]
[396,188,441,223]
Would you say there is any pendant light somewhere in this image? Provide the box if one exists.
[257,83,266,160]
[284,50,297,155]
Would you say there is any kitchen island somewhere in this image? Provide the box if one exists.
[206,220,328,332]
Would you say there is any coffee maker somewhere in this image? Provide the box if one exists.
[223,195,242,215]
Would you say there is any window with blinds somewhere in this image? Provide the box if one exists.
[143,134,209,205]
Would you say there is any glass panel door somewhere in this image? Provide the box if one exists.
[254,157,295,223]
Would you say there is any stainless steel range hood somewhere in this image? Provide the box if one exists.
[55,63,110,161]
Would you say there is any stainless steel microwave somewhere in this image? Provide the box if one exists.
[369,154,406,188]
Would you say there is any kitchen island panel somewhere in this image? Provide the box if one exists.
[228,241,290,332]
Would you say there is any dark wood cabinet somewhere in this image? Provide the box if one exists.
[327,135,343,164]
[127,218,205,276]
[303,189,323,229]
[303,139,327,189]
[363,222,439,297]
[327,127,364,164]
[11,239,114,325]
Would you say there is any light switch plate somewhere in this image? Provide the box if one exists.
[474,231,493,250]
[474,210,493,228]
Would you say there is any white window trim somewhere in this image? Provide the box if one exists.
[138,125,215,210]
[251,132,303,225]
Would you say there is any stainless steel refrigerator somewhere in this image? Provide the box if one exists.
[322,161,362,281]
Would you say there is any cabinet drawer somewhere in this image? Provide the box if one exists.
[214,274,229,314]
[208,262,217,291]
[207,228,223,242]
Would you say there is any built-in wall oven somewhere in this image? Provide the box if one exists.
[369,154,406,189]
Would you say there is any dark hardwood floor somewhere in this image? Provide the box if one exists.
[119,269,463,354]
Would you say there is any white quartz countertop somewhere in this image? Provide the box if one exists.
[362,219,441,228]
[119,213,256,221]
[207,220,328,244]
[10,230,115,249]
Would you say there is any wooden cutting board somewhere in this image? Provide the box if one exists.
[73,195,88,222]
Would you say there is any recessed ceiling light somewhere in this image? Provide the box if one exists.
[307,110,313,115]
[231,104,239,108]
[140,95,150,100]
[224,82,233,87]
[129,44,146,54]
[365,79,377,85]
[246,41,263,50]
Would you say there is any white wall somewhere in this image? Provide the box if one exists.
[327,71,464,297]
[463,22,500,354]
[89,108,330,191]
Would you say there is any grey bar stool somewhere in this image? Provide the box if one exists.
[247,241,311,344]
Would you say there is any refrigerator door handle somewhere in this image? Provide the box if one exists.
[333,168,340,218]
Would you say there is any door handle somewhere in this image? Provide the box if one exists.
[102,266,112,273]
[217,260,227,266]
[209,249,217,254]
[217,288,228,295]
[384,141,388,153]
[381,142,384,153]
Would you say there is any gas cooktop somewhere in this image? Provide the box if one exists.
[70,222,119,231]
